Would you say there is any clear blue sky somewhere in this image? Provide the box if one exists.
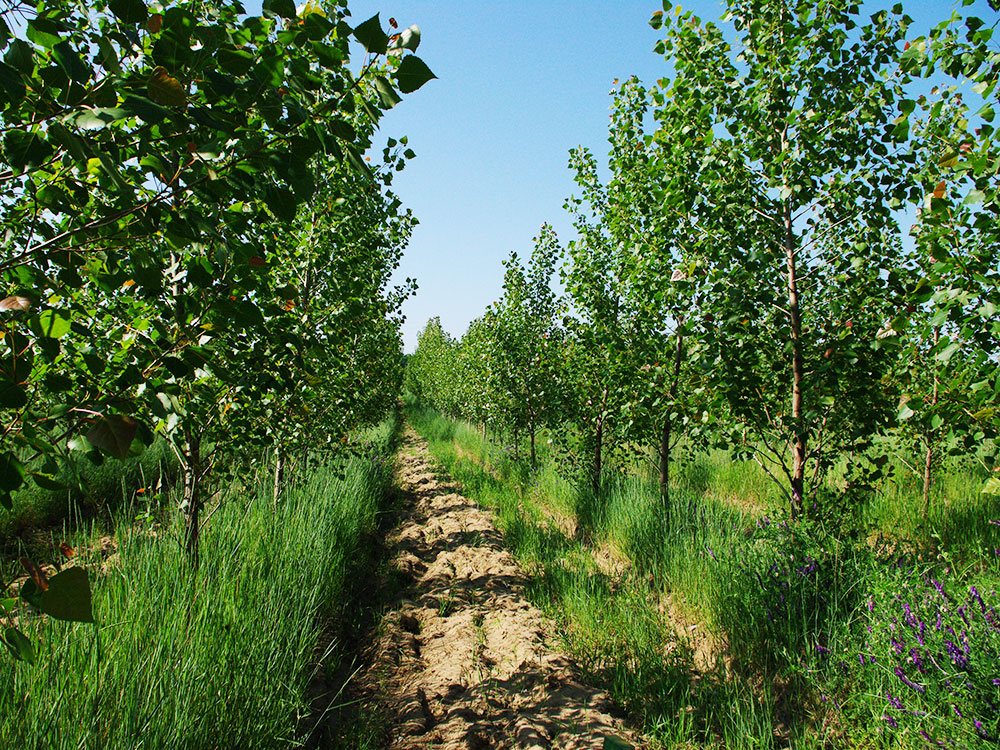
[251,1,993,351]
[345,1,689,351]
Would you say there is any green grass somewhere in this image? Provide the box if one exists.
[407,402,1000,749]
[0,412,400,750]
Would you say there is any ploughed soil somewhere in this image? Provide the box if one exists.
[337,426,640,749]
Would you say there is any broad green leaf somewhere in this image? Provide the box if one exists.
[40,568,94,623]
[329,119,357,141]
[25,18,62,49]
[31,310,71,339]
[217,48,254,76]
[3,129,54,172]
[935,341,960,362]
[86,415,140,460]
[392,25,421,52]
[0,452,25,492]
[52,41,89,83]
[109,0,148,24]
[373,75,401,109]
[0,382,26,409]
[70,107,128,131]
[984,476,1000,496]
[2,628,34,664]
[262,0,296,19]
[0,61,25,105]
[353,14,388,55]
[264,185,298,222]
[122,95,172,124]
[394,55,436,94]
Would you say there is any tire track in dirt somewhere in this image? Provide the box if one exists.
[351,426,640,750]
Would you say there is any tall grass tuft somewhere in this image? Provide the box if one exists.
[0,414,398,750]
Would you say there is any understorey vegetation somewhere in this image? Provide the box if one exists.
[0,0,431,745]
[406,0,1000,746]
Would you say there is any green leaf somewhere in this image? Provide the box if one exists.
[2,627,34,664]
[3,129,54,172]
[394,55,436,94]
[217,48,254,77]
[122,95,172,124]
[935,341,960,362]
[0,61,25,106]
[31,310,71,339]
[353,14,388,55]
[52,41,90,83]
[109,0,148,24]
[373,75,401,109]
[70,107,128,131]
[329,119,357,141]
[86,415,139,460]
[0,452,26,493]
[0,382,26,409]
[25,18,62,49]
[40,568,94,623]
[394,25,421,52]
[262,0,296,19]
[984,476,1000,496]
[264,185,299,222]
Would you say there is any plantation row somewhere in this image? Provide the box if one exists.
[408,0,999,518]
[406,1,1000,747]
[0,0,430,662]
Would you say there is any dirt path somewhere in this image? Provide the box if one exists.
[349,426,640,750]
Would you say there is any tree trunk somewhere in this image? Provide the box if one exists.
[659,324,685,506]
[183,430,202,564]
[783,157,806,518]
[923,326,941,519]
[513,427,519,460]
[592,388,607,498]
[529,422,536,467]
[273,448,285,507]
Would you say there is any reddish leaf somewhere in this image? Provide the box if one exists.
[0,296,31,313]
[19,558,49,592]
[149,66,186,107]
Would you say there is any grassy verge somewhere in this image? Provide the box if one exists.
[407,402,1000,749]
[0,411,400,749]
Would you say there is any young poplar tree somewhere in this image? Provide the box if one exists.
[650,0,911,516]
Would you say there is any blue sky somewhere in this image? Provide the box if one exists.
[254,1,994,351]
[342,1,688,351]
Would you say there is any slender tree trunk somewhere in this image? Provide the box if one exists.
[923,326,941,519]
[513,427,519,460]
[593,420,603,498]
[183,430,202,564]
[592,388,608,498]
[659,324,685,506]
[273,448,285,507]
[782,145,806,518]
[529,421,536,467]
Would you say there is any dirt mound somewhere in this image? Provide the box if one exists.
[352,427,640,750]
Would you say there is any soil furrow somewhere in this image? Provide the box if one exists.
[349,426,640,750]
